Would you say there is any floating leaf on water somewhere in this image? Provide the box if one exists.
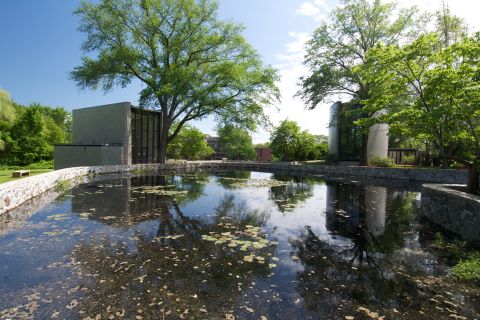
[201,235,217,242]
[243,255,254,263]
[43,231,64,236]
[357,306,380,319]
[79,212,91,219]
[66,299,78,310]
[47,214,69,221]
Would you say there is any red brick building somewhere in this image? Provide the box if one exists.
[255,147,272,162]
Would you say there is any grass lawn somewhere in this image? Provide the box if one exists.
[0,169,53,184]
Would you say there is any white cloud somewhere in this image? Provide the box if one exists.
[252,31,331,143]
[296,0,331,22]
[296,2,321,17]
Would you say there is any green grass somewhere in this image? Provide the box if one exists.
[0,169,53,184]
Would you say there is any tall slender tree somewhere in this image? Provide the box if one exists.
[298,0,425,164]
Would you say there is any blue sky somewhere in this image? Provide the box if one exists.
[1,0,478,142]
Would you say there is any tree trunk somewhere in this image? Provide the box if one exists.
[467,162,480,195]
[439,145,449,169]
[360,133,368,166]
[424,142,431,166]
[158,113,169,164]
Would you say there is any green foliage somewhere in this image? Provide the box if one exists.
[435,4,467,47]
[402,155,417,165]
[71,0,279,163]
[368,156,394,167]
[0,89,16,127]
[0,89,16,152]
[55,179,71,193]
[167,125,213,160]
[270,120,325,161]
[254,142,270,148]
[299,0,425,109]
[451,253,480,281]
[25,160,54,170]
[8,107,52,165]
[0,90,71,166]
[217,124,256,160]
[362,30,480,191]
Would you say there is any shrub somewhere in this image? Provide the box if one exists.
[369,156,394,167]
[402,155,417,164]
[451,253,480,281]
[25,160,53,170]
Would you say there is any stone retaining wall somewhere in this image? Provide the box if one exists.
[421,184,480,242]
[0,161,468,216]
[207,161,468,184]
[0,164,159,216]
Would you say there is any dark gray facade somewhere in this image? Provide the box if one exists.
[328,101,389,162]
[54,102,162,169]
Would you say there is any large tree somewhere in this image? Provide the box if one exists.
[71,0,279,163]
[0,89,16,152]
[167,125,213,160]
[270,120,322,161]
[217,124,256,160]
[298,0,424,164]
[363,33,480,193]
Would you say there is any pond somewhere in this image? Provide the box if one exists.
[0,171,478,319]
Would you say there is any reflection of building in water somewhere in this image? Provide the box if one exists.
[325,182,362,237]
[325,182,387,239]
[364,186,386,237]
[71,176,176,227]
[72,179,131,220]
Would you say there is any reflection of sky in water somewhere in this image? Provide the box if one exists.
[181,173,345,248]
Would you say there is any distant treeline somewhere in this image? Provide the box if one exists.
[0,89,71,166]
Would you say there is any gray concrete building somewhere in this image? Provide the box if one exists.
[54,102,162,169]
[328,101,389,163]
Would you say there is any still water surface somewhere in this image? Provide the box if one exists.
[0,171,478,319]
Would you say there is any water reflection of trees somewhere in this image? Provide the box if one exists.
[289,183,479,319]
[213,193,270,227]
[268,174,315,213]
[69,191,275,319]
[216,171,252,189]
